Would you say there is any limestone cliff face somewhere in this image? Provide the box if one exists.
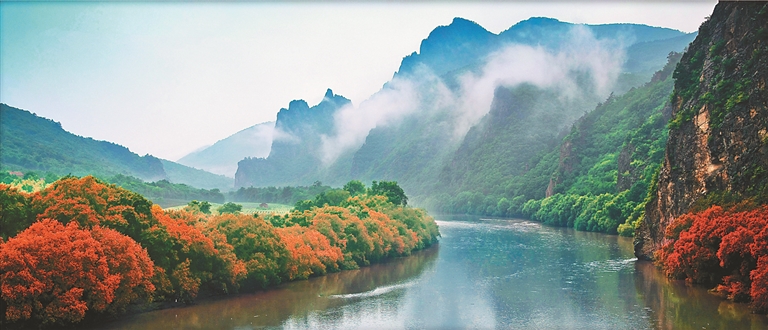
[634,2,768,260]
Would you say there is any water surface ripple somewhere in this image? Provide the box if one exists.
[103,218,768,329]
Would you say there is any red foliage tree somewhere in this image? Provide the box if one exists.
[0,219,154,326]
[148,205,237,303]
[659,205,768,311]
[90,226,156,314]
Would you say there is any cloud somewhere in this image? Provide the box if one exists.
[272,126,300,144]
[319,25,625,165]
[451,25,624,138]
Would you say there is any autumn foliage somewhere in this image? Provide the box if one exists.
[0,176,439,327]
[657,205,768,312]
[0,219,154,325]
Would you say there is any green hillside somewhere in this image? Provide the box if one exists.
[0,104,233,193]
[430,53,681,236]
[0,104,166,181]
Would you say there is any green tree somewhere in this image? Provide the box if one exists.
[187,200,212,214]
[313,189,350,207]
[370,180,408,206]
[217,202,242,214]
[343,180,366,196]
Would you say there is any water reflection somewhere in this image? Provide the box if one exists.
[102,218,768,330]
[103,247,438,330]
[634,261,768,330]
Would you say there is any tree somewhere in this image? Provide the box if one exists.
[186,200,212,214]
[294,199,314,212]
[658,205,768,312]
[205,213,288,290]
[0,184,34,239]
[30,175,157,241]
[0,219,155,326]
[313,189,350,207]
[343,180,366,196]
[217,202,242,215]
[370,180,408,206]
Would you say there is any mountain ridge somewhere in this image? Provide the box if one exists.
[0,103,233,191]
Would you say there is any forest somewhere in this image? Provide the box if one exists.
[1,171,227,207]
[0,176,438,327]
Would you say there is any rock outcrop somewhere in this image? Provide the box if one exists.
[634,2,768,260]
[235,89,350,188]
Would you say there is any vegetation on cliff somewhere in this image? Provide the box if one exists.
[657,204,768,313]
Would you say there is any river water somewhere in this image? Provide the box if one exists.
[103,219,768,329]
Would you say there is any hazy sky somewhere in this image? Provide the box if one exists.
[0,1,717,161]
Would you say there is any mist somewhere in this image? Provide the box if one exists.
[318,26,624,166]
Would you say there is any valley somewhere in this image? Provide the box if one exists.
[2,1,767,329]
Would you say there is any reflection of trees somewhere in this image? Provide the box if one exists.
[100,246,439,330]
[633,261,768,330]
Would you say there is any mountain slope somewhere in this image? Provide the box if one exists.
[635,2,768,260]
[177,121,274,177]
[0,103,233,191]
[430,53,679,228]
[1,104,166,181]
[353,18,692,200]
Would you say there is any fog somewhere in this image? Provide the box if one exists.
[318,26,624,166]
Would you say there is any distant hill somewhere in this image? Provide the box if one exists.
[160,159,233,191]
[0,104,233,191]
[177,121,274,177]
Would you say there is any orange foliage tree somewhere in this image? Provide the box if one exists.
[1,176,441,326]
[658,205,768,312]
[146,206,245,303]
[30,176,157,241]
[310,206,374,268]
[204,213,288,290]
[0,219,154,325]
[277,225,343,280]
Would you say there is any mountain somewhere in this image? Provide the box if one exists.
[235,89,350,187]
[345,18,692,196]
[1,104,166,181]
[0,104,233,191]
[397,17,692,79]
[177,121,274,177]
[159,159,233,191]
[233,17,696,203]
[634,2,768,260]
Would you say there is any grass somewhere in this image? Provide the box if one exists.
[166,202,292,216]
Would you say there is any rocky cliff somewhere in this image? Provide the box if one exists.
[235,89,350,188]
[634,2,768,260]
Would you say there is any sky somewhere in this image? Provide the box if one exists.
[0,1,717,161]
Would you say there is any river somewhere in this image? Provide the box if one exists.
[102,218,768,329]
